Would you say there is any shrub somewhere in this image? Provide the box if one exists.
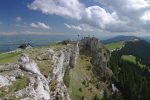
[93,94,100,100]
[88,87,92,92]
[50,80,57,91]
[82,80,86,86]
[81,96,85,100]
[86,65,91,70]
[79,88,82,92]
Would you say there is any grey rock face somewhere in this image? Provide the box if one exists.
[80,37,112,78]
[69,42,79,68]
[19,54,41,76]
[0,42,79,100]
[49,43,79,100]
[112,84,119,93]
[80,37,109,67]
[80,37,103,52]
[0,64,24,88]
[0,54,50,100]
[50,50,70,100]
[0,63,20,71]
[18,54,50,100]
[0,75,11,88]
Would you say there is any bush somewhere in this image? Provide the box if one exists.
[50,80,57,91]
[82,80,86,86]
[88,87,92,92]
[81,96,85,100]
[86,65,91,70]
[82,80,89,87]
[93,94,100,100]
[79,88,82,92]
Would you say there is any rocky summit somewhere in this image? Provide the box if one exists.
[0,37,114,100]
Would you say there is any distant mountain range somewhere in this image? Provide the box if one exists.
[143,37,150,43]
[102,35,138,44]
[102,35,150,44]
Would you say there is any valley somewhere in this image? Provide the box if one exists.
[0,37,150,100]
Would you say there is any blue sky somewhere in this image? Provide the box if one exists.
[0,0,150,37]
[0,0,93,35]
[0,0,70,34]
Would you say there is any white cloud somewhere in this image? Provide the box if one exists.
[80,24,95,32]
[25,31,49,35]
[15,23,28,28]
[65,23,94,32]
[15,17,22,22]
[28,0,122,31]
[141,11,150,21]
[65,23,82,31]
[25,30,65,35]
[98,0,150,12]
[28,0,150,34]
[0,31,49,35]
[28,0,84,20]
[97,0,150,32]
[127,0,150,10]
[84,6,122,29]
[0,31,19,35]
[30,22,51,29]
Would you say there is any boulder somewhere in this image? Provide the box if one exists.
[18,43,32,49]
[35,77,50,100]
[19,54,41,75]
[0,75,11,88]
[62,40,71,45]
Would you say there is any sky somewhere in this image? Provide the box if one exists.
[0,0,150,37]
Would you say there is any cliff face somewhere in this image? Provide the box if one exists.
[0,37,112,100]
[80,37,112,78]
[0,54,50,99]
[0,42,79,100]
[49,42,79,100]
[80,37,103,53]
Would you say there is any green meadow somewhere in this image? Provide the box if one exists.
[105,41,124,50]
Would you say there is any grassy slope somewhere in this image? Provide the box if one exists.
[105,41,124,50]
[0,42,66,76]
[106,40,148,69]
[0,42,103,100]
[121,55,136,64]
[0,43,66,99]
[121,55,146,69]
[23,43,66,77]
[0,52,21,64]
[0,76,28,98]
[68,55,101,100]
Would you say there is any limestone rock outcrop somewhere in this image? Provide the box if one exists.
[0,41,79,100]
[0,38,112,99]
[80,37,103,52]
[0,75,11,88]
[19,54,41,76]
[69,42,79,68]
[49,42,79,100]
[80,37,112,78]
